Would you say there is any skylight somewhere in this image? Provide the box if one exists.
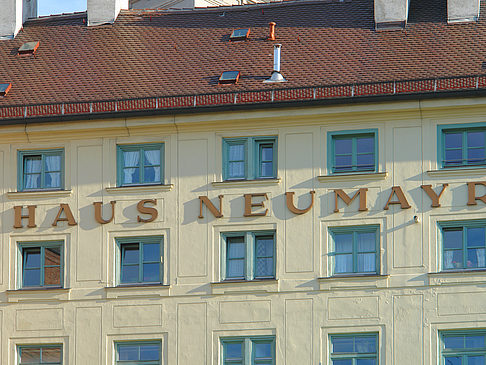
[230,28,250,41]
[0,83,12,96]
[219,71,240,84]
[18,41,40,55]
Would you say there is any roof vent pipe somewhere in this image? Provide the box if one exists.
[268,22,276,41]
[264,44,287,83]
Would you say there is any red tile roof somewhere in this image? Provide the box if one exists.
[1,0,486,115]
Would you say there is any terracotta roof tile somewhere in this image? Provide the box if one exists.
[1,0,486,107]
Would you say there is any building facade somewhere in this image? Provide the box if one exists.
[1,0,486,364]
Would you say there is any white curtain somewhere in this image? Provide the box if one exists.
[144,150,160,182]
[444,251,453,269]
[123,151,140,184]
[228,144,244,178]
[477,248,486,267]
[24,157,41,189]
[45,155,61,188]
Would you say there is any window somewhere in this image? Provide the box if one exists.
[117,143,164,187]
[222,231,275,281]
[117,237,163,285]
[19,241,63,288]
[223,137,277,181]
[329,226,379,275]
[330,333,378,365]
[116,342,161,365]
[328,130,377,174]
[440,221,486,271]
[221,336,275,365]
[219,71,241,84]
[18,345,62,364]
[18,149,64,191]
[441,331,486,365]
[440,125,486,168]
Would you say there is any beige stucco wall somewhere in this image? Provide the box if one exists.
[0,97,486,364]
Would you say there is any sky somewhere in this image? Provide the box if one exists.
[38,0,87,16]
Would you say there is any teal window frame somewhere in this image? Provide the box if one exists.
[18,149,64,191]
[438,123,486,169]
[18,344,63,365]
[221,336,275,365]
[18,241,64,289]
[115,341,161,365]
[330,333,378,365]
[117,143,164,187]
[327,129,378,174]
[439,220,486,271]
[222,137,277,180]
[221,231,276,281]
[329,225,380,276]
[440,330,486,365]
[116,236,163,285]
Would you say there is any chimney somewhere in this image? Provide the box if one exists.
[374,0,409,30]
[448,0,480,23]
[87,0,129,26]
[268,22,276,41]
[0,0,37,40]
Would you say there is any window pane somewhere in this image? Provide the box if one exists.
[357,232,375,252]
[335,138,352,154]
[41,347,62,362]
[443,250,463,269]
[123,244,139,264]
[335,155,352,170]
[45,155,61,172]
[443,357,461,365]
[335,254,353,273]
[467,228,485,247]
[444,336,464,349]
[467,131,485,148]
[24,248,41,268]
[334,234,353,253]
[256,237,273,257]
[118,345,139,360]
[466,335,485,349]
[122,151,140,167]
[260,161,273,177]
[445,149,463,165]
[121,265,139,283]
[143,243,160,262]
[19,347,41,364]
[144,149,160,166]
[140,344,160,361]
[255,257,273,277]
[123,167,140,184]
[44,266,61,285]
[357,137,374,153]
[143,263,160,282]
[45,172,61,188]
[357,154,374,169]
[23,269,40,286]
[261,146,273,161]
[357,253,376,272]
[468,355,485,365]
[24,173,41,189]
[225,342,243,359]
[45,247,61,266]
[144,166,160,183]
[443,229,463,249]
[332,337,354,353]
[355,336,376,353]
[254,342,272,358]
[227,239,245,259]
[467,248,486,268]
[467,147,485,163]
[332,360,352,365]
[228,161,245,178]
[445,133,463,149]
[356,360,376,365]
[228,144,245,161]
[24,156,42,173]
[227,259,245,278]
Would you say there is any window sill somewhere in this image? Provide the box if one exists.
[318,274,389,291]
[104,284,170,299]
[105,184,173,194]
[317,172,388,183]
[211,279,278,294]
[429,269,486,286]
[7,190,72,199]
[211,178,281,188]
[427,167,486,177]
[6,287,70,303]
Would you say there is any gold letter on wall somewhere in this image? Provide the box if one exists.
[94,201,116,224]
[198,195,224,218]
[334,188,368,213]
[467,181,486,205]
[13,205,37,228]
[286,191,315,215]
[421,184,448,208]
[52,203,78,226]
[384,186,411,210]
[244,193,269,217]
[137,199,158,223]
